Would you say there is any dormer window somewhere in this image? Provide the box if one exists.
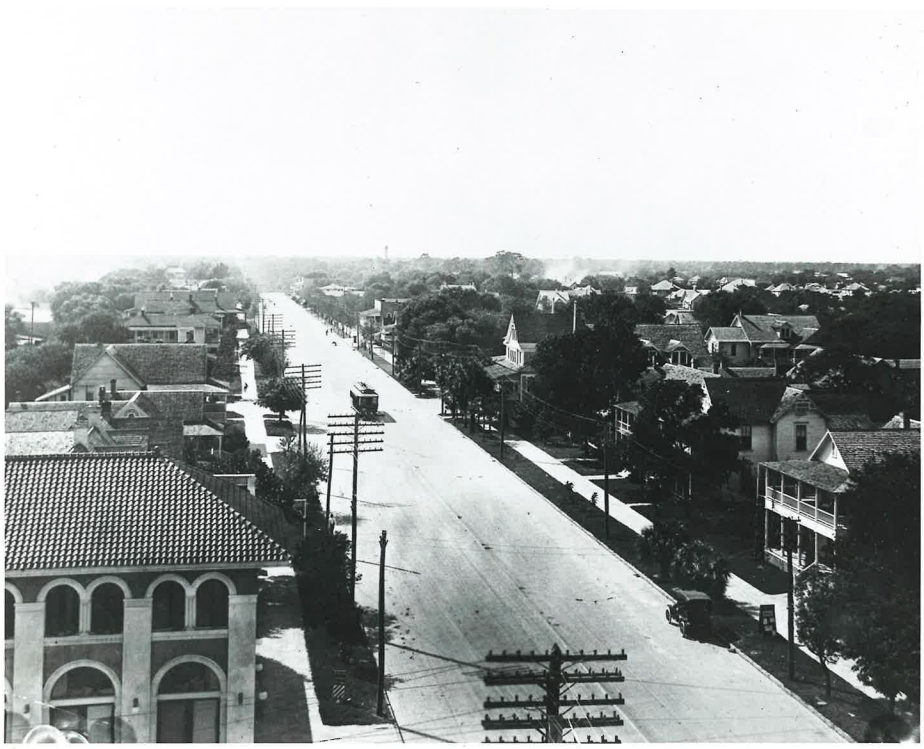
[779,326,792,340]
[670,350,692,367]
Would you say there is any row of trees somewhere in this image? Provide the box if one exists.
[639,520,731,599]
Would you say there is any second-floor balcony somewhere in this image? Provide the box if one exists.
[761,462,849,537]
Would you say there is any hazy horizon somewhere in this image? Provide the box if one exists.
[3,8,920,280]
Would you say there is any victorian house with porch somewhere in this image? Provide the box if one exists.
[758,429,919,572]
[705,313,822,369]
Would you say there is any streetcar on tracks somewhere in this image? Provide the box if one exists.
[350,382,379,415]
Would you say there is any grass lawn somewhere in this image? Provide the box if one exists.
[263,417,295,437]
[446,420,886,742]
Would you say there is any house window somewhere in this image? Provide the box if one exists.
[739,425,752,451]
[90,584,124,635]
[195,580,229,629]
[795,400,809,416]
[5,592,14,640]
[671,351,692,367]
[795,423,808,452]
[45,585,80,636]
[779,327,792,340]
[152,581,186,631]
[730,344,737,356]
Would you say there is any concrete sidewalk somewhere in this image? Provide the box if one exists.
[505,437,881,701]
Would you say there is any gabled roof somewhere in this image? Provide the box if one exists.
[634,324,709,363]
[4,453,293,572]
[737,314,821,341]
[823,430,920,473]
[507,313,574,346]
[762,459,850,493]
[72,344,209,386]
[706,326,749,342]
[704,379,789,425]
[651,279,678,291]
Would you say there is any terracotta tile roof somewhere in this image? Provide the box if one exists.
[634,324,710,366]
[509,313,574,345]
[72,344,209,386]
[704,379,788,424]
[829,430,920,473]
[4,453,292,572]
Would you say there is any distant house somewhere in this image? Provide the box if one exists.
[650,279,680,297]
[535,285,600,313]
[663,310,699,326]
[359,298,410,343]
[768,283,795,296]
[128,289,239,327]
[37,344,228,403]
[440,283,478,293]
[705,312,822,368]
[4,451,295,742]
[759,430,920,572]
[666,288,708,310]
[484,313,576,399]
[623,286,639,297]
[124,312,222,352]
[717,278,757,294]
[634,324,711,369]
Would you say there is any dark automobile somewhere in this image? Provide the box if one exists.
[665,589,713,640]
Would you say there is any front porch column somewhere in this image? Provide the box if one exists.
[763,508,769,551]
[815,533,820,566]
[185,592,197,630]
[11,602,44,741]
[226,594,258,743]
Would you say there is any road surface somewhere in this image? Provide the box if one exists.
[264,292,843,743]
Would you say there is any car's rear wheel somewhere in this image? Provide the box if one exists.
[665,608,672,624]
[680,621,687,638]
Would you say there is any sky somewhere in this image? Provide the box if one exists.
[2,6,921,298]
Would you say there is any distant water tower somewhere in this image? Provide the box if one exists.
[384,245,389,261]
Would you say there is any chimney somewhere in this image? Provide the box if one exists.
[73,415,90,449]
[572,300,578,333]
[903,411,911,430]
[101,400,112,420]
[110,379,117,398]
[712,358,721,375]
[98,386,106,405]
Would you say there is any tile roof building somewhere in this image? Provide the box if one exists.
[759,429,919,573]
[3,452,294,743]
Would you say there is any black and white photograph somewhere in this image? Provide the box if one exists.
[2,4,920,744]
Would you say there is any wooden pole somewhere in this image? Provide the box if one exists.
[350,412,359,601]
[603,429,610,539]
[787,518,796,681]
[326,433,334,525]
[377,530,388,717]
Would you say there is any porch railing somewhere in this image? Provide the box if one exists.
[765,487,836,530]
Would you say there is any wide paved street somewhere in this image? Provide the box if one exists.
[264,292,843,743]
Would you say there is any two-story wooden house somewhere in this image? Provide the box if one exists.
[705,313,822,368]
[123,313,222,353]
[758,430,919,572]
[4,452,295,743]
[634,324,711,369]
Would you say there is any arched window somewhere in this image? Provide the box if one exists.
[90,584,124,635]
[156,662,221,743]
[49,667,116,743]
[152,581,185,631]
[195,580,228,629]
[4,592,14,640]
[45,586,80,636]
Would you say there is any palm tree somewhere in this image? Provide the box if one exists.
[670,539,730,599]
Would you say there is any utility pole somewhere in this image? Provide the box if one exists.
[786,518,796,681]
[499,384,506,460]
[30,301,36,344]
[285,363,321,452]
[377,530,388,717]
[325,432,335,523]
[482,644,627,743]
[602,426,610,539]
[328,413,385,601]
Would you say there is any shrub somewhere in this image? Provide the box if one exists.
[669,539,730,599]
[638,520,691,576]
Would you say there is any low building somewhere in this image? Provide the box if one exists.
[38,344,229,404]
[650,279,680,297]
[663,310,699,326]
[123,313,222,353]
[705,312,822,368]
[4,452,296,743]
[759,430,919,572]
[634,324,711,369]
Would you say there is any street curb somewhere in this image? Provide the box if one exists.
[730,646,855,743]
